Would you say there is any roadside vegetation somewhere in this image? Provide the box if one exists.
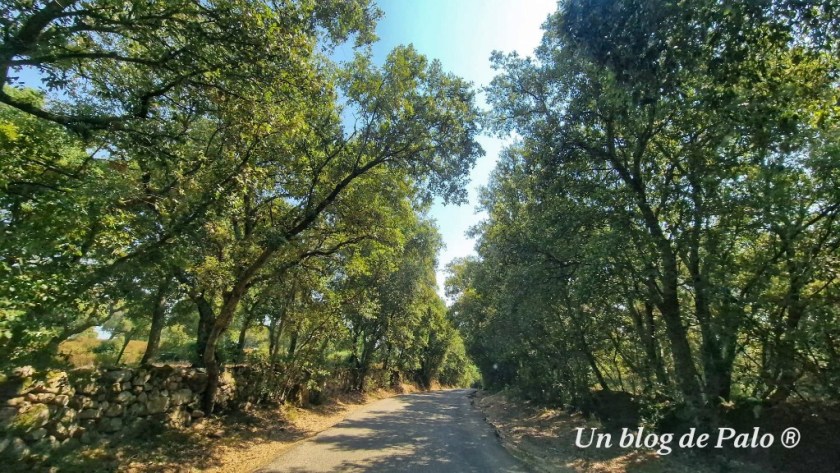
[1,0,480,413]
[449,1,840,471]
[1,2,481,469]
[2,0,839,472]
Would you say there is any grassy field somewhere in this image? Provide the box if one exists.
[58,335,147,368]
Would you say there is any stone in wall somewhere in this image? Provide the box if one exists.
[0,364,250,462]
[0,361,293,463]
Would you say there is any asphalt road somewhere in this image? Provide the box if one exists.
[256,389,527,472]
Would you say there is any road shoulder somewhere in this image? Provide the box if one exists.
[474,390,765,473]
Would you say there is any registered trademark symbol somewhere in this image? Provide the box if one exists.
[780,427,800,448]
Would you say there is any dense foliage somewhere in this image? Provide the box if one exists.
[5,0,838,431]
[449,0,840,423]
[1,0,480,411]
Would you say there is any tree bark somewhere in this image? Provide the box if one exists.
[287,327,299,359]
[768,241,807,403]
[236,313,253,362]
[115,332,133,365]
[628,299,669,391]
[201,280,249,412]
[194,295,216,367]
[268,312,286,361]
[141,280,170,365]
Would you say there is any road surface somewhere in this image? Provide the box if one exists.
[257,389,527,472]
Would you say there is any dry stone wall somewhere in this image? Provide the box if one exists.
[0,365,238,459]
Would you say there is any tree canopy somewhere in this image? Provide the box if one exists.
[450,0,840,424]
[1,0,481,411]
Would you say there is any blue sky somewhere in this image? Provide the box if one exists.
[358,0,557,297]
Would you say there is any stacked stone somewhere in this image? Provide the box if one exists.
[0,367,76,459]
[0,365,239,460]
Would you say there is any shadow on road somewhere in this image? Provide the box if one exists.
[259,389,526,473]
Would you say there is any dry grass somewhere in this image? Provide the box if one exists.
[58,338,147,367]
[474,391,764,473]
[195,387,418,473]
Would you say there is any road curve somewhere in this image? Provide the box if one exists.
[256,389,527,472]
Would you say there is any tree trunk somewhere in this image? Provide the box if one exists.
[195,295,215,367]
[356,336,377,391]
[236,314,253,362]
[115,332,133,365]
[268,318,278,359]
[349,330,374,392]
[643,302,670,387]
[659,259,704,409]
[608,154,704,411]
[629,299,670,391]
[202,285,247,413]
[382,343,392,374]
[768,247,807,403]
[141,280,170,365]
[690,256,731,403]
[636,187,704,409]
[287,328,298,360]
[268,314,286,361]
[579,334,610,391]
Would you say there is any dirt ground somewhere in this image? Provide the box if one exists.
[198,385,421,473]
[473,391,765,473]
[32,385,420,473]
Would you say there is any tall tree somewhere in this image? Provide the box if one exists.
[463,0,840,423]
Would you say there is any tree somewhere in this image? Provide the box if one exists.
[2,4,483,414]
[0,0,380,132]
[1,0,383,366]
[138,43,483,408]
[0,89,141,365]
[461,0,840,423]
